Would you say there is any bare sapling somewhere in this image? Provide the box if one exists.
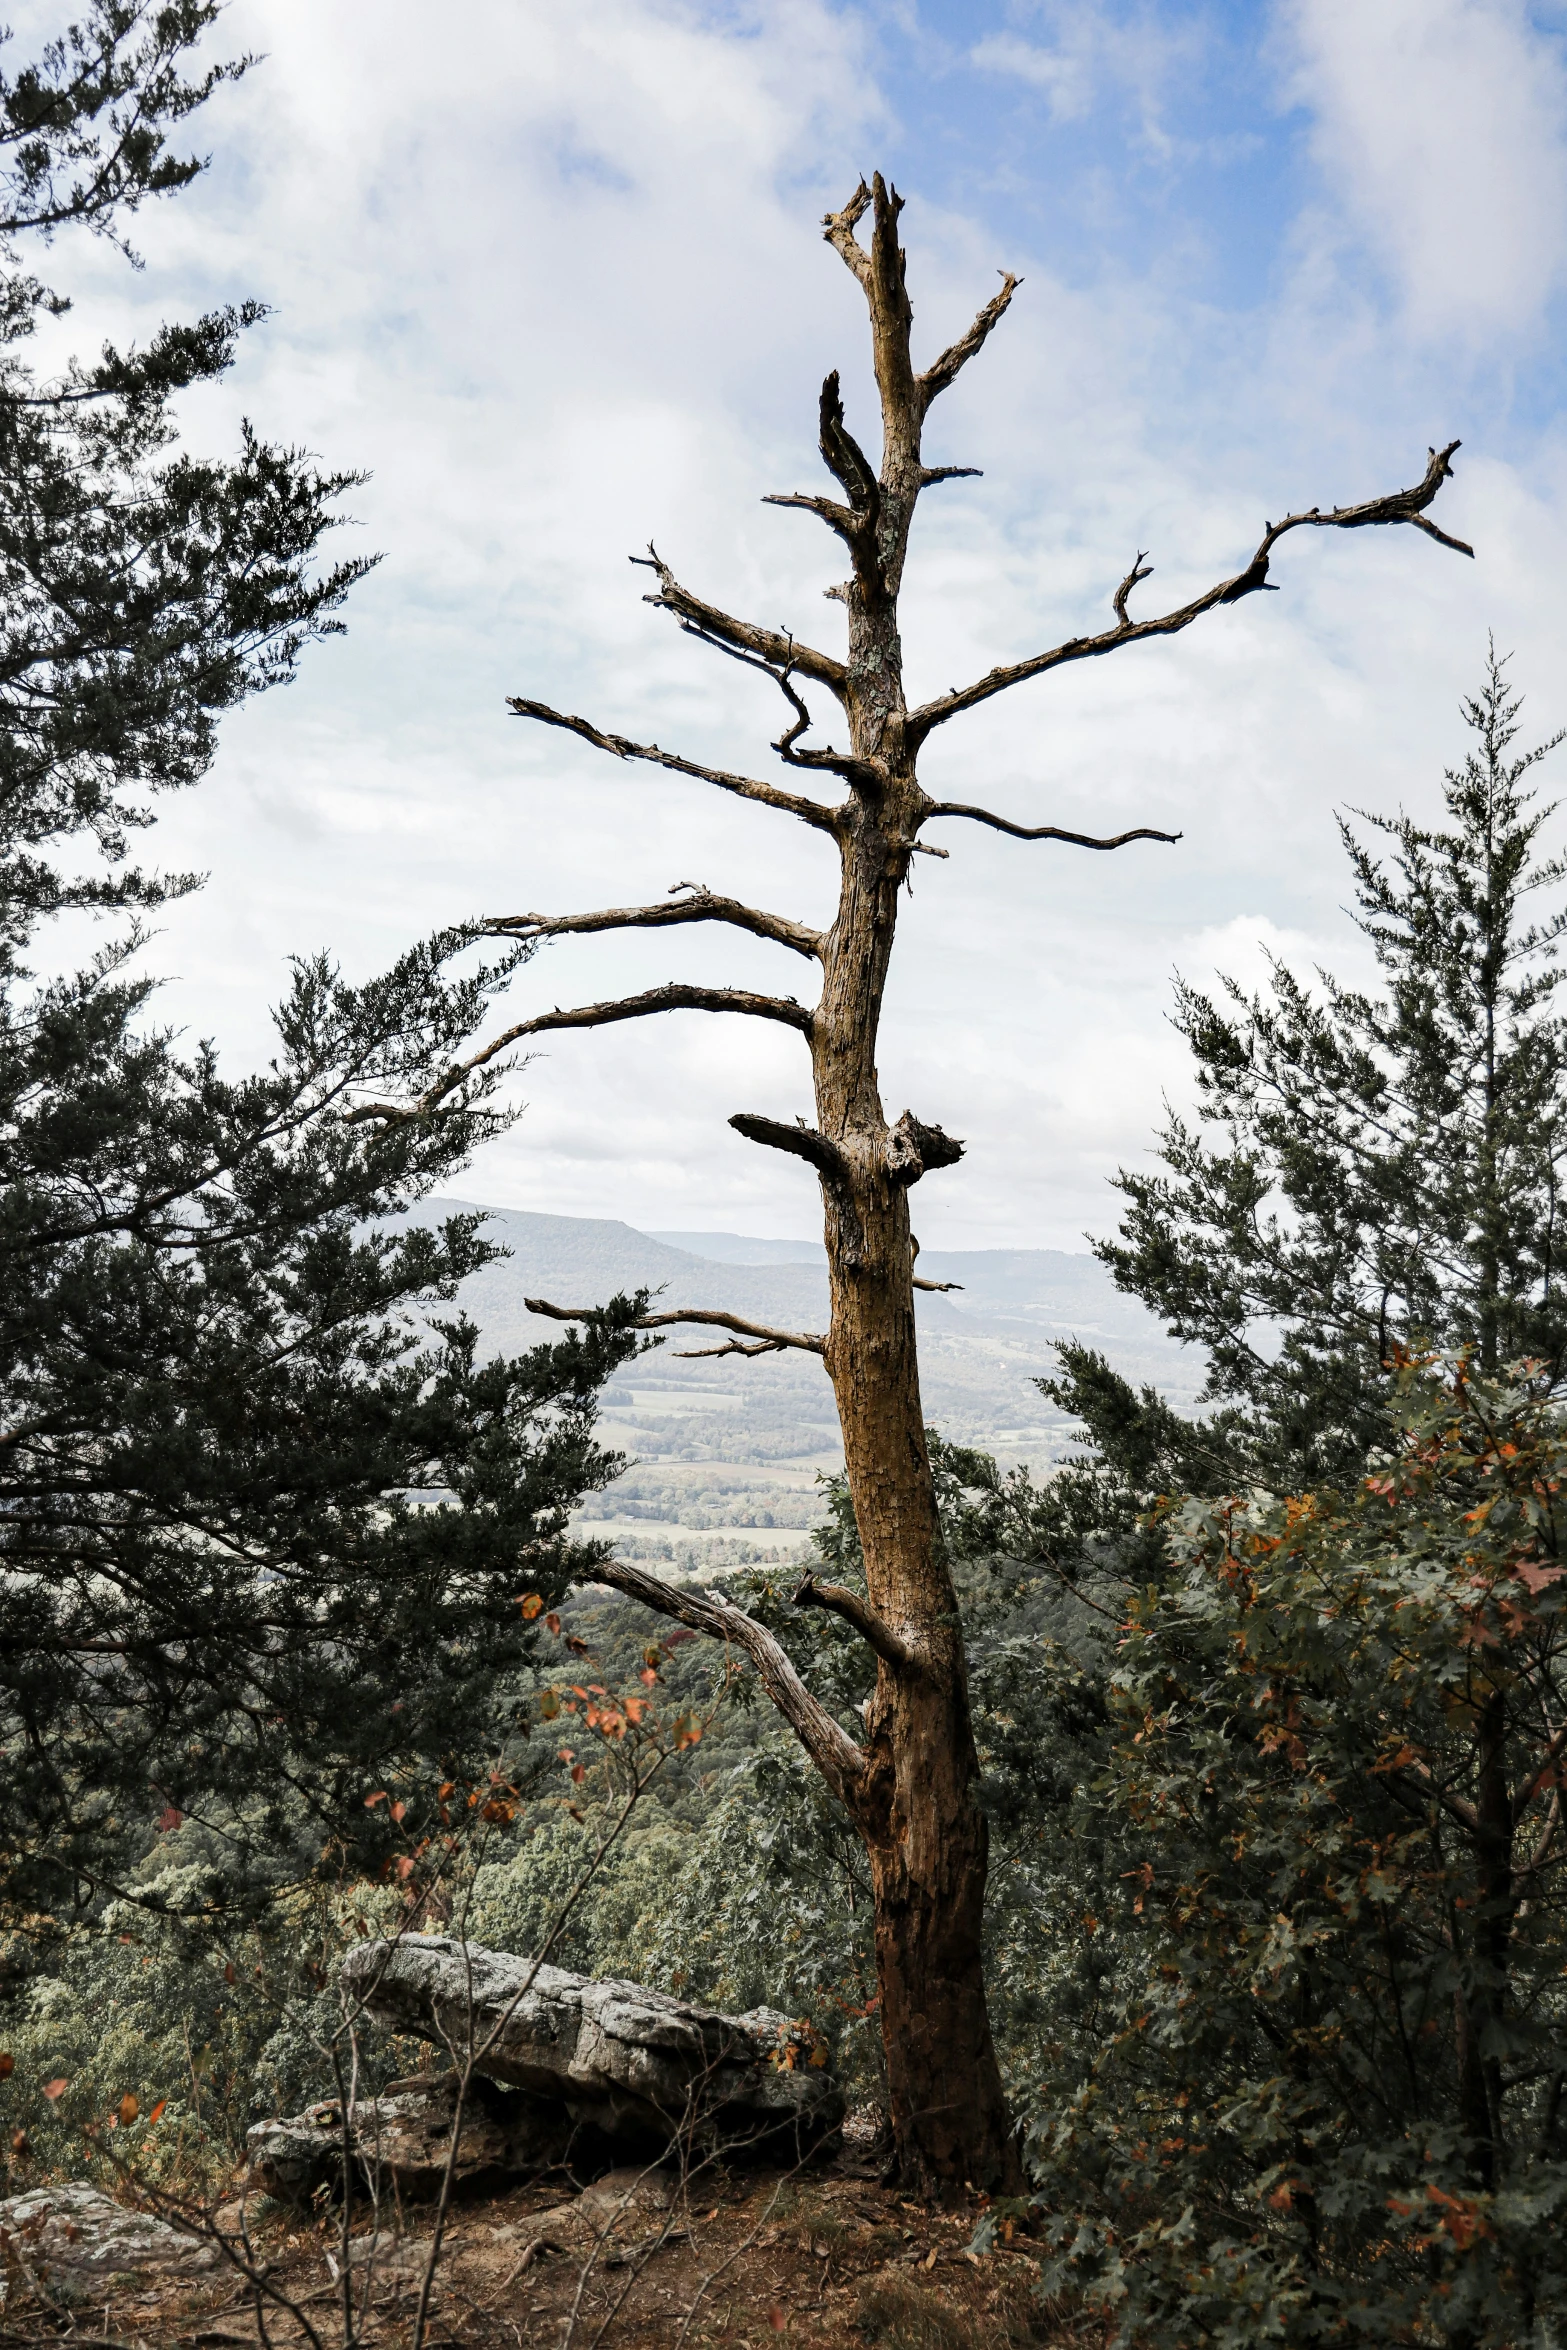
[362,174,1473,2196]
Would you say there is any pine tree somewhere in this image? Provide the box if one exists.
[1083,647,1567,1484]
[0,9,642,1941]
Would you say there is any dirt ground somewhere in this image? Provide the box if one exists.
[0,2145,1069,2349]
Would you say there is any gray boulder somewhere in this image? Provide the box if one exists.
[340,1936,843,2153]
[246,2070,580,2203]
[0,2183,217,2305]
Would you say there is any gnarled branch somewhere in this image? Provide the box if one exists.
[484,892,822,962]
[524,1296,825,1358]
[632,545,849,705]
[817,368,879,511]
[729,1112,851,1184]
[582,1558,867,1809]
[506,695,839,831]
[649,606,874,789]
[345,985,812,1123]
[910,442,1472,741]
[918,272,1020,413]
[792,1570,913,1671]
[926,802,1182,851]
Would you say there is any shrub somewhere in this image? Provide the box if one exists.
[1030,1360,1567,2349]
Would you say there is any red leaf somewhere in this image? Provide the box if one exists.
[545,1613,561,1635]
[517,1592,544,1619]
[0,2053,12,2080]
[41,2079,68,2102]
[1516,1562,1565,1594]
[118,2093,139,2127]
[156,1806,183,1833]
[146,2099,167,2126]
[768,2306,787,2332]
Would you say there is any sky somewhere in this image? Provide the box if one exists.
[18,0,1567,1246]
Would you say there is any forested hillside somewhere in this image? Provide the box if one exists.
[396,1203,1201,1574]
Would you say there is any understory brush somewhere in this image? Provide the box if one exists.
[1026,1361,1567,2350]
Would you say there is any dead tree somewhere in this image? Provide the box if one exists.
[375,177,1472,2196]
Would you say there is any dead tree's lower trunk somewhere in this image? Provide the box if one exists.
[449,171,1468,2197]
[825,1180,1019,2192]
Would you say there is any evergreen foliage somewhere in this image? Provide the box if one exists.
[0,2,373,946]
[0,6,642,1947]
[1089,649,1567,1484]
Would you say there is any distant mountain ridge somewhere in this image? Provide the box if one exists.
[390,1200,1203,1568]
[397,1199,1202,1420]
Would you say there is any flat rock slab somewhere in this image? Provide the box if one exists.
[0,2183,218,2305]
[247,2070,581,2203]
[341,1936,843,2153]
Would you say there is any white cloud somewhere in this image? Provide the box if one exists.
[970,30,1096,120]
[1278,0,1567,341]
[9,0,1566,1253]
[968,5,1201,149]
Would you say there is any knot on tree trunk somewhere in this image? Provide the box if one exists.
[887,1111,965,1186]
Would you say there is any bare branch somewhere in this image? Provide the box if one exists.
[672,1336,793,1358]
[670,620,874,786]
[817,369,879,511]
[913,1274,963,1293]
[523,1296,825,1358]
[507,694,839,831]
[485,982,812,1041]
[910,442,1472,741]
[792,1570,913,1671]
[918,272,1020,413]
[821,179,873,290]
[762,489,857,531]
[926,801,1182,851]
[1113,550,1153,626]
[729,1112,851,1184]
[584,1558,868,1810]
[633,544,849,704]
[484,891,822,962]
[345,985,813,1124]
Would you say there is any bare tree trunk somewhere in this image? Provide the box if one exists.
[375,173,1471,2196]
